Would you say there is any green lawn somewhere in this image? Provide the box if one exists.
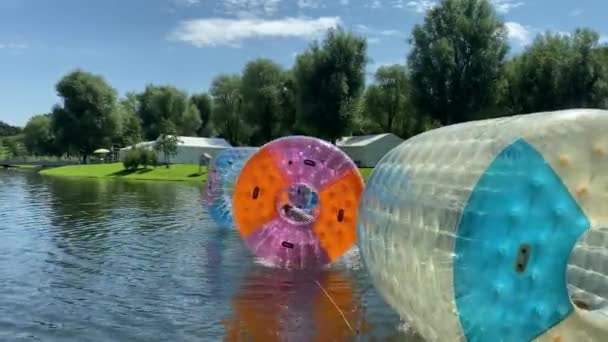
[40,163,375,183]
[359,167,373,180]
[40,163,208,183]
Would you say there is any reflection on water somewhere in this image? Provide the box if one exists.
[223,266,366,341]
[0,170,419,341]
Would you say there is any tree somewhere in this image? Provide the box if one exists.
[23,114,59,156]
[2,138,26,158]
[363,65,413,135]
[51,69,120,163]
[210,74,249,146]
[0,121,21,137]
[499,29,608,114]
[293,27,368,143]
[116,92,143,147]
[277,70,298,136]
[137,85,201,140]
[408,0,509,125]
[190,93,213,137]
[154,120,180,168]
[241,58,285,144]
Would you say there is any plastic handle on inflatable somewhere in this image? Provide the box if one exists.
[357,109,608,341]
[232,136,365,270]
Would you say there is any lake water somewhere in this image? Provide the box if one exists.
[0,170,422,341]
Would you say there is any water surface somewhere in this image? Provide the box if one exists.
[0,170,420,341]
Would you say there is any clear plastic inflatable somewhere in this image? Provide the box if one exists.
[205,147,259,227]
[232,136,364,270]
[357,109,608,341]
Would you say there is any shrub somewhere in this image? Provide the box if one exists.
[139,148,150,168]
[146,150,158,167]
[123,149,141,170]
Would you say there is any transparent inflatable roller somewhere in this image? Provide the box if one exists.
[357,109,608,341]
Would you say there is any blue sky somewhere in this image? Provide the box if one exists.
[1,0,606,126]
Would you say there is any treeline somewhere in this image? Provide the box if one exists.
[7,0,608,162]
[0,121,22,137]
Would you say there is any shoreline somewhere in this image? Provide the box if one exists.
[39,163,208,183]
[38,163,374,183]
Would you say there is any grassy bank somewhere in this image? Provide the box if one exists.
[40,163,208,182]
[40,163,374,183]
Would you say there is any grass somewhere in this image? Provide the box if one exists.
[40,163,208,183]
[359,168,373,180]
[40,163,375,183]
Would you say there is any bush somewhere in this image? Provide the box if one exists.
[146,150,158,167]
[123,148,158,170]
[123,149,141,170]
[140,149,158,168]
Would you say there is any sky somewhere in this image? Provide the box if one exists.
[1,0,606,126]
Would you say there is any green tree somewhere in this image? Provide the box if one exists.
[293,27,368,143]
[500,29,608,114]
[137,85,201,140]
[116,92,143,147]
[154,120,180,168]
[277,70,298,136]
[0,121,22,137]
[51,69,120,163]
[241,58,285,144]
[23,114,59,155]
[210,74,249,145]
[190,93,213,137]
[363,65,414,135]
[2,138,26,158]
[408,0,509,125]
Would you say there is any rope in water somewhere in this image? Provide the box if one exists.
[314,279,356,334]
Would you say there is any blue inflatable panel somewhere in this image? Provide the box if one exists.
[454,139,590,341]
[205,147,258,228]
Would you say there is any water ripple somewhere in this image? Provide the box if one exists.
[0,170,418,341]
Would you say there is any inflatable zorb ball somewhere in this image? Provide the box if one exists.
[357,109,608,341]
[232,136,364,270]
[205,147,259,227]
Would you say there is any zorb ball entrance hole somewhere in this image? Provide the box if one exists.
[276,183,320,226]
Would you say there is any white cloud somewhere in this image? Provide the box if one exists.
[172,0,200,7]
[380,29,400,36]
[0,43,27,50]
[505,21,531,45]
[170,17,341,47]
[600,36,608,44]
[354,24,402,43]
[491,0,524,14]
[298,0,321,9]
[222,0,282,17]
[405,0,436,13]
[569,9,583,16]
[367,0,382,9]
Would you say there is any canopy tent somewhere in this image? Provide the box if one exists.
[119,136,232,165]
[337,133,404,167]
[93,148,110,154]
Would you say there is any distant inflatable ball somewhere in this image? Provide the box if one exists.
[232,136,364,270]
[357,109,608,341]
[205,147,259,227]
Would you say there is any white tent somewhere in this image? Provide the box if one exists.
[337,133,404,167]
[118,141,156,161]
[119,136,232,164]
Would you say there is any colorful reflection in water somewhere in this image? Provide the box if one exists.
[222,265,370,341]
